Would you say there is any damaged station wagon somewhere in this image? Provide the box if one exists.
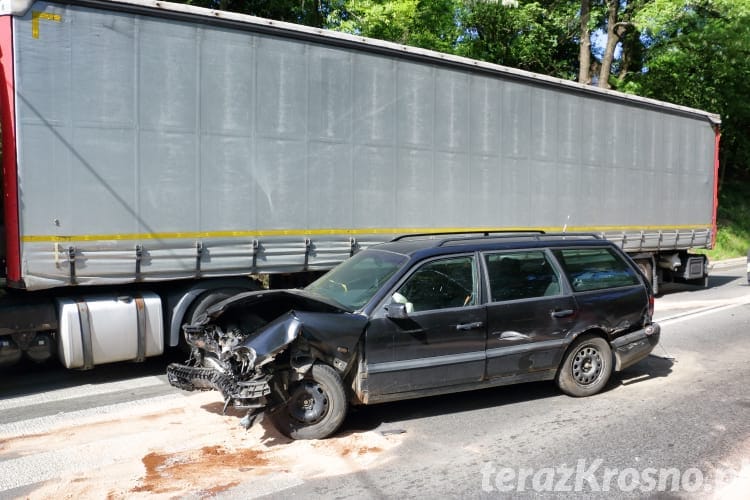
[167,233,661,439]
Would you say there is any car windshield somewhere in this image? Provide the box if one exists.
[305,249,408,310]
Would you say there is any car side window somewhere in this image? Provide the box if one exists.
[552,248,640,292]
[484,251,561,302]
[394,256,476,313]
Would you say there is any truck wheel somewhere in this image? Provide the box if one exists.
[179,288,247,355]
[635,259,653,286]
[184,288,246,326]
[556,336,612,397]
[270,363,347,440]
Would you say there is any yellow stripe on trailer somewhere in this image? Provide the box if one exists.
[20,225,712,243]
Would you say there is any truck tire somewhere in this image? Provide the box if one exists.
[179,287,249,354]
[635,259,653,286]
[184,288,245,326]
[270,363,348,440]
[556,336,612,397]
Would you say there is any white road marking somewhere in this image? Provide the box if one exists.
[0,393,185,437]
[0,434,140,491]
[658,296,750,326]
[236,473,306,499]
[0,376,167,412]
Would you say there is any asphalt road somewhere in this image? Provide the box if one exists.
[1,259,749,498]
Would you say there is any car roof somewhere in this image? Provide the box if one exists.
[368,232,619,260]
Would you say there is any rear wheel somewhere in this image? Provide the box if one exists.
[556,336,612,397]
[270,363,347,440]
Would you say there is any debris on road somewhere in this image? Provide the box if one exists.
[0,391,403,498]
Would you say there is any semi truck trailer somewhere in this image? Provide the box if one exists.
[0,0,720,370]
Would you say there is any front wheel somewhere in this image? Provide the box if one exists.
[270,363,347,440]
[556,336,612,397]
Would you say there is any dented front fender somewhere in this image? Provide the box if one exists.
[244,310,368,369]
[244,312,303,366]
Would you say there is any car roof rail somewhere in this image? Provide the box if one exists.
[390,230,546,242]
[436,232,603,247]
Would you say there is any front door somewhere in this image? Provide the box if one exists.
[364,254,486,397]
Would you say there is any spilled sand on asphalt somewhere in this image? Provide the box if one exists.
[710,435,750,499]
[3,391,402,499]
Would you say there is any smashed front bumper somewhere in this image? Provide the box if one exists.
[611,323,661,371]
[167,363,271,405]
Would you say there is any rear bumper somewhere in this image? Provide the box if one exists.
[611,323,661,371]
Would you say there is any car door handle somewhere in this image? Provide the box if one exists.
[456,321,484,331]
[551,309,575,318]
[497,331,530,341]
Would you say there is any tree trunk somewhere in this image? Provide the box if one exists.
[598,0,620,89]
[615,0,642,87]
[617,36,631,82]
[578,0,591,85]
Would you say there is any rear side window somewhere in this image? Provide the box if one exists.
[552,248,640,292]
[484,251,561,302]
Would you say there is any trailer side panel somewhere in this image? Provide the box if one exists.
[8,1,718,290]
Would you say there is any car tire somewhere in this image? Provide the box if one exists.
[556,336,612,397]
[270,363,347,440]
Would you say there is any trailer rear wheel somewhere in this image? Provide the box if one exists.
[635,259,653,287]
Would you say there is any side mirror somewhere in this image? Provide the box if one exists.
[386,302,409,320]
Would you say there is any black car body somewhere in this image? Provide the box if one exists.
[167,233,660,439]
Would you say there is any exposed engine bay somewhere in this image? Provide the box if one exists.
[167,290,366,436]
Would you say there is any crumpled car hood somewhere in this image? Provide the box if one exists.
[202,289,349,322]
[191,288,366,368]
[244,309,368,366]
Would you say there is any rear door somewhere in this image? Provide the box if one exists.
[483,249,578,380]
[551,247,647,331]
[364,254,486,397]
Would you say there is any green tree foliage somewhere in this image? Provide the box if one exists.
[180,0,329,27]
[326,0,462,53]
[325,1,581,79]
[457,0,580,78]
